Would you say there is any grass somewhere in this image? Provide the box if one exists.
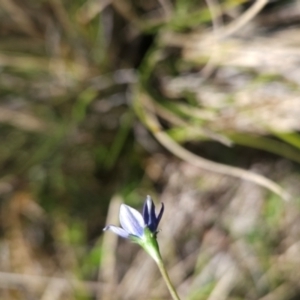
[0,0,300,299]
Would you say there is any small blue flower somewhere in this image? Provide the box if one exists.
[103,196,180,299]
[103,195,164,240]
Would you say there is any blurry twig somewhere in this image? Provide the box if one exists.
[97,194,122,300]
[134,90,290,201]
[151,101,232,146]
[48,0,77,38]
[0,106,48,132]
[259,283,297,300]
[40,277,66,300]
[0,0,39,36]
[201,0,268,76]
[201,0,224,78]
[0,272,102,294]
[206,0,223,30]
[118,251,157,299]
[207,266,238,300]
[219,0,269,39]
[155,130,289,201]
[112,0,142,30]
[77,0,111,24]
[157,0,173,19]
[48,0,89,65]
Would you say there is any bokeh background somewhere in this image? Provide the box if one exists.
[1,0,300,299]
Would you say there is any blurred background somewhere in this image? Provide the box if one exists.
[1,0,300,299]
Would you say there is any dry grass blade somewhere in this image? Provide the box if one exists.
[77,0,112,24]
[40,277,66,300]
[0,0,39,36]
[118,251,157,299]
[201,0,224,78]
[0,106,48,132]
[155,122,289,201]
[49,0,77,39]
[112,0,142,29]
[98,194,122,300]
[135,91,290,201]
[206,266,239,300]
[151,101,232,146]
[157,0,173,19]
[0,272,102,294]
[258,283,297,300]
[219,0,269,39]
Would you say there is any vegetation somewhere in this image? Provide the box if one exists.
[1,0,300,299]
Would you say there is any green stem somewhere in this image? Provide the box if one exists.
[139,228,181,300]
[156,258,181,300]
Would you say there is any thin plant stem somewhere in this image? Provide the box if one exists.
[156,258,181,300]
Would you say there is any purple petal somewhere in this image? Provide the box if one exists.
[143,198,149,225]
[146,196,156,226]
[119,204,145,237]
[103,225,130,238]
[156,203,164,226]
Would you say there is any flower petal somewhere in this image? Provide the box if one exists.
[103,225,130,238]
[156,202,164,227]
[146,196,156,227]
[143,198,150,225]
[119,204,145,237]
